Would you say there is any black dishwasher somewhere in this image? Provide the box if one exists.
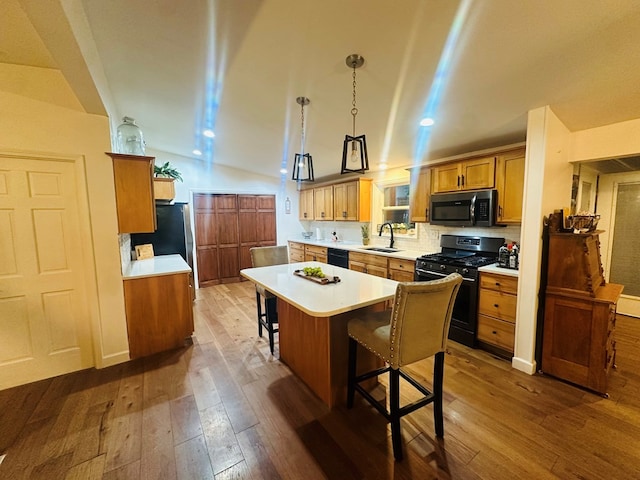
[327,248,349,268]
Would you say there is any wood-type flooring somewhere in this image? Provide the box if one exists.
[1,281,639,479]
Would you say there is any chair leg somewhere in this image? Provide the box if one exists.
[256,291,264,337]
[266,296,277,355]
[389,368,403,461]
[347,337,357,408]
[433,351,445,438]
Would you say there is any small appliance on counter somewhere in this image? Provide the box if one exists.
[498,242,519,270]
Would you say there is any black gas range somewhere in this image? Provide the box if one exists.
[415,235,504,347]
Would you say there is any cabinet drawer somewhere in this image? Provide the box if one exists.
[388,258,415,272]
[478,288,517,322]
[289,241,305,251]
[477,314,515,352]
[305,245,327,256]
[480,272,518,294]
[349,252,388,268]
[290,251,305,262]
[389,269,415,282]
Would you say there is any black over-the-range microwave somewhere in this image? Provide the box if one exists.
[429,189,498,227]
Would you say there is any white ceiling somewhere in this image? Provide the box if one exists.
[5,0,640,179]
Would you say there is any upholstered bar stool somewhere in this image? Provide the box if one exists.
[346,273,462,461]
[249,246,289,355]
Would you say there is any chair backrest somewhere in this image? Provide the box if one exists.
[388,273,463,368]
[250,245,289,268]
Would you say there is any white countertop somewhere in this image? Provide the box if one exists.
[287,239,429,261]
[241,261,398,317]
[123,254,192,279]
[478,263,520,278]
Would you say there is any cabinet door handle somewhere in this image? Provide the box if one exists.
[492,330,497,335]
[303,213,307,218]
[343,211,347,218]
[494,304,499,308]
[495,282,501,286]
[461,174,465,186]
[457,176,460,187]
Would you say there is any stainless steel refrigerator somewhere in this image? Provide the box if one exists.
[130,202,194,272]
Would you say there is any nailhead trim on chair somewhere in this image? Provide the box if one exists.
[347,334,387,362]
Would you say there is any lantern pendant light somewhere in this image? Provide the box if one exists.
[341,54,369,174]
[292,96,314,182]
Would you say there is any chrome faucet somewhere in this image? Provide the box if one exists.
[379,222,394,249]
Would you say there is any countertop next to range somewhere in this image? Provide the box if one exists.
[478,263,520,278]
[123,254,192,280]
[288,239,430,262]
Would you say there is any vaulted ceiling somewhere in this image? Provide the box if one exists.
[4,0,640,179]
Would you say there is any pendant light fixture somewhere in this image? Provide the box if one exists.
[341,54,369,174]
[292,96,314,182]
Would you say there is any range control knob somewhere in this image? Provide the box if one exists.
[462,268,469,275]
[440,264,447,271]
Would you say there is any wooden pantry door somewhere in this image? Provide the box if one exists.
[0,154,94,390]
[195,193,276,286]
[238,194,276,270]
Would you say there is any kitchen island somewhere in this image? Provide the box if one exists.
[122,254,194,359]
[241,262,398,407]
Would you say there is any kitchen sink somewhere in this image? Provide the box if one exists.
[361,247,402,253]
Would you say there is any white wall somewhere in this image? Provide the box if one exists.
[512,106,573,374]
[570,118,640,162]
[0,66,130,369]
[146,148,304,247]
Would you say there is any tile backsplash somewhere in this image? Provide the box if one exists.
[296,220,520,254]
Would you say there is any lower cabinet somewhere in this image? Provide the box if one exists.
[477,271,518,357]
[123,272,194,359]
[288,241,305,262]
[349,252,388,278]
[388,258,415,282]
[304,245,327,263]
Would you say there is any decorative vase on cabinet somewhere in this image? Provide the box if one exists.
[117,116,145,155]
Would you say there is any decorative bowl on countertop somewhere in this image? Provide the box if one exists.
[302,231,313,239]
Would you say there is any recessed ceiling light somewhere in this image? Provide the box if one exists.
[280,168,287,175]
[203,129,215,138]
[379,163,388,170]
[419,117,435,127]
[193,149,202,156]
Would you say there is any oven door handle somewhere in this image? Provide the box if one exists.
[415,268,448,278]
[415,268,476,282]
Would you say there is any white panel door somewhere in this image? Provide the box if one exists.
[598,171,640,318]
[0,156,93,389]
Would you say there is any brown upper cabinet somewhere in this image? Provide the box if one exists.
[299,189,314,220]
[333,179,372,222]
[409,167,431,223]
[495,148,526,224]
[300,178,372,222]
[313,185,334,220]
[108,152,156,234]
[431,156,496,193]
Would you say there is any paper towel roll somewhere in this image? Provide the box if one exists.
[316,227,323,240]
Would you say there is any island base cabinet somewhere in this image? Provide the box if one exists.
[277,299,384,408]
[124,272,194,359]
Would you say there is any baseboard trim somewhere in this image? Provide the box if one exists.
[512,356,537,374]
